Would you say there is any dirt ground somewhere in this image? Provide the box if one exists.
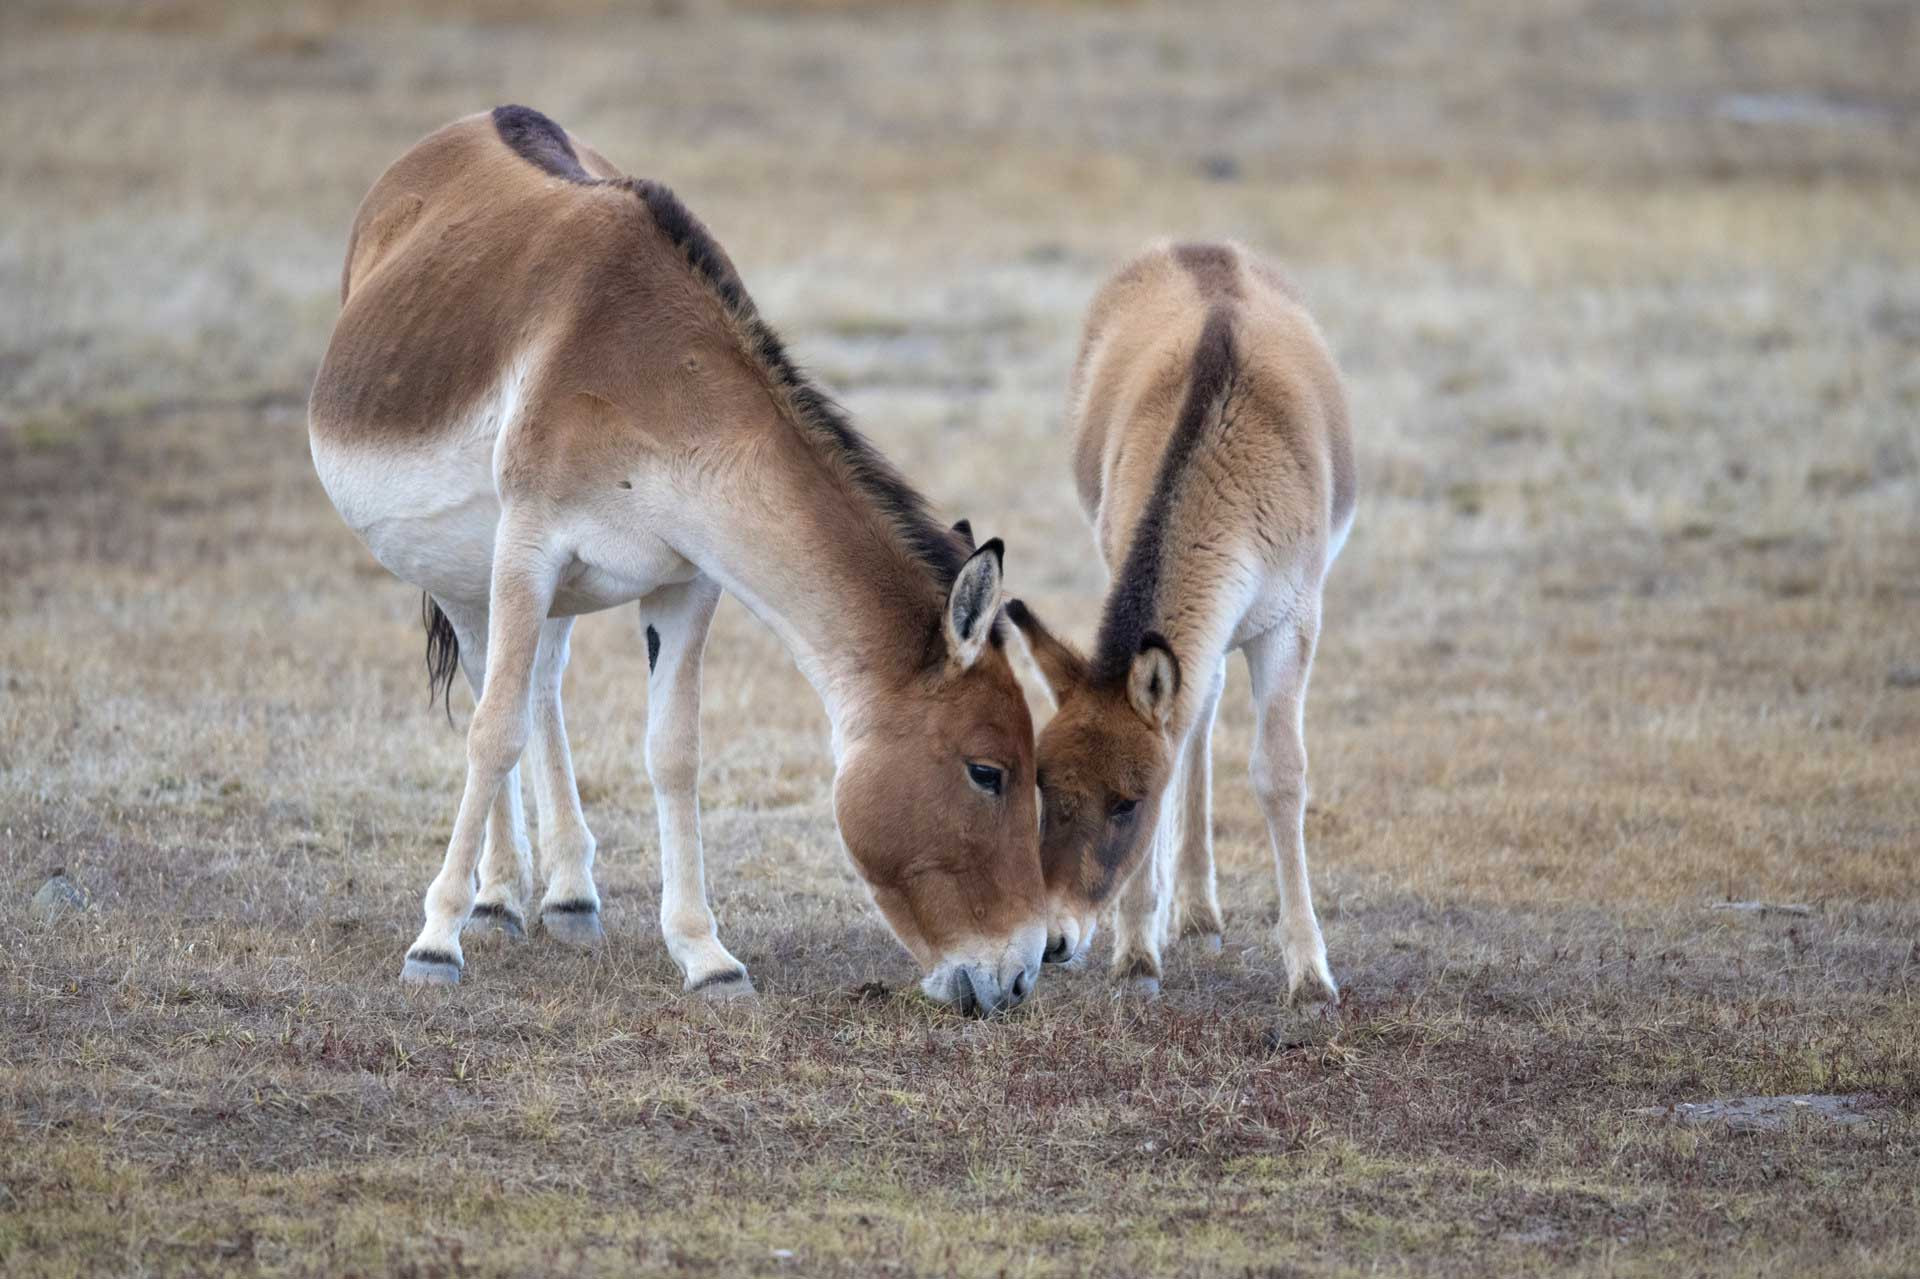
[2,1,1917,1275]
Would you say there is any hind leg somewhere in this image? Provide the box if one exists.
[402,537,559,984]
[434,600,535,942]
[1171,659,1227,951]
[523,616,606,947]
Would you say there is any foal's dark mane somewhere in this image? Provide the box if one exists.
[1089,305,1240,685]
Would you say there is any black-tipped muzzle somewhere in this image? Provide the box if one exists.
[955,968,983,1017]
[950,965,1030,1017]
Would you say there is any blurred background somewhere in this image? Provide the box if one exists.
[7,0,1916,421]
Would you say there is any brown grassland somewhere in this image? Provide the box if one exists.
[2,0,1917,1275]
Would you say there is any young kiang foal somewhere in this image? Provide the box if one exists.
[1007,241,1354,1003]
[309,106,1047,1015]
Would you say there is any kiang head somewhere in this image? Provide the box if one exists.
[1004,598,1183,967]
[834,526,1047,1017]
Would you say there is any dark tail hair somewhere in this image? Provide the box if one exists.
[423,594,460,723]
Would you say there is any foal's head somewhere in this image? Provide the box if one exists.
[834,536,1047,1016]
[1004,599,1183,966]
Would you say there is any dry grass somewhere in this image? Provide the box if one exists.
[2,1,1918,1275]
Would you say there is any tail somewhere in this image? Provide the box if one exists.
[422,595,460,723]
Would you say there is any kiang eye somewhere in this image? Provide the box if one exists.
[966,761,1006,796]
[1108,796,1139,821]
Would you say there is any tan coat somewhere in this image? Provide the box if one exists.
[1009,240,1353,1001]
[310,107,1047,1013]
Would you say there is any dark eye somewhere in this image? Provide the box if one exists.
[966,762,1005,796]
[1108,796,1139,821]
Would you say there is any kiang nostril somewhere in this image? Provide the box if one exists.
[1043,937,1069,963]
[955,970,982,1018]
[1011,969,1031,1001]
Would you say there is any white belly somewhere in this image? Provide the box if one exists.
[312,435,700,615]
[311,432,502,606]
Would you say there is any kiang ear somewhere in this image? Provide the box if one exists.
[1126,632,1181,728]
[1004,598,1089,706]
[943,537,1005,671]
[950,518,976,552]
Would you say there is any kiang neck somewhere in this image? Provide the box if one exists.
[689,419,943,760]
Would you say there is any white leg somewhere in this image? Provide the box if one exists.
[401,536,560,985]
[435,600,536,942]
[1244,610,1338,1004]
[640,579,751,997]
[1105,790,1178,995]
[1171,659,1227,951]
[523,617,605,947]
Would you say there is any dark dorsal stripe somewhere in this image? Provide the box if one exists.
[1171,241,1242,302]
[490,105,968,595]
[1090,306,1238,685]
[491,104,589,182]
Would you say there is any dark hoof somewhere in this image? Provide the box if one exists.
[686,968,756,1001]
[1297,982,1340,1010]
[401,948,462,986]
[1116,955,1161,1000]
[541,900,606,949]
[465,901,526,941]
[1287,965,1340,1009]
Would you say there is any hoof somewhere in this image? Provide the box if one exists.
[1279,929,1338,1007]
[1116,954,1161,1000]
[541,901,606,949]
[464,901,526,941]
[1194,931,1224,956]
[401,948,462,986]
[1286,967,1340,1008]
[686,967,756,1001]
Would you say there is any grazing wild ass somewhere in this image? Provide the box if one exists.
[309,106,1046,1014]
[1007,241,1353,1002]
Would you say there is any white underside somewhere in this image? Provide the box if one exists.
[309,356,697,615]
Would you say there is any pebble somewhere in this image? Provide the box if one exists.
[1634,1093,1886,1132]
[31,873,89,923]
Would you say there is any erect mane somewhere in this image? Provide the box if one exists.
[628,179,971,591]
[489,104,970,593]
[1090,305,1240,685]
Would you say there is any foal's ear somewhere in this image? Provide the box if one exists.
[950,518,976,552]
[1127,632,1181,728]
[943,537,1004,671]
[1004,598,1088,705]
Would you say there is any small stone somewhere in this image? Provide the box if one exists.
[1198,153,1242,182]
[31,874,88,923]
[1888,666,1920,689]
[1634,1093,1886,1132]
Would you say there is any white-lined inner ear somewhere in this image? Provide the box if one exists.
[944,539,1004,670]
[1127,641,1178,726]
